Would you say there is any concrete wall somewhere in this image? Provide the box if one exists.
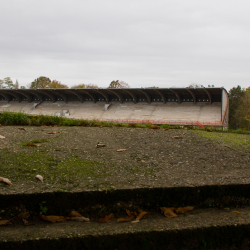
[0,100,223,126]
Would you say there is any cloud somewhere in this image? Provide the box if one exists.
[1,0,250,90]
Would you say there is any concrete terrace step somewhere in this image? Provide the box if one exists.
[1,207,250,250]
[1,184,250,249]
[1,184,250,216]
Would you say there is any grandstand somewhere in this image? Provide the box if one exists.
[0,87,229,128]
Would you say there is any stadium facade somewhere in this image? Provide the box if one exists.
[0,87,229,128]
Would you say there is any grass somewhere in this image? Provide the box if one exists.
[0,150,109,191]
[0,110,249,134]
[0,111,183,129]
[196,130,250,151]
[22,139,49,146]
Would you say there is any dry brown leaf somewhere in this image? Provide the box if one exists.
[136,211,148,220]
[47,131,61,134]
[27,142,40,147]
[68,211,83,218]
[99,213,114,223]
[35,175,43,182]
[231,211,240,213]
[71,217,90,222]
[19,212,30,219]
[39,214,67,223]
[0,220,11,226]
[117,215,135,223]
[160,207,178,218]
[96,144,106,148]
[117,149,127,152]
[164,128,169,130]
[149,125,160,129]
[171,136,183,139]
[175,207,194,214]
[18,128,27,131]
[126,209,137,217]
[0,135,5,139]
[0,177,12,185]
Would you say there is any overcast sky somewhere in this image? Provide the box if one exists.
[1,0,250,90]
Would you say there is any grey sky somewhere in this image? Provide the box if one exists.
[1,0,250,90]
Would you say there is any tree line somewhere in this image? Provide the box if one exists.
[0,77,130,90]
[228,86,250,130]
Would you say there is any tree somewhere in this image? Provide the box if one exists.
[49,80,68,89]
[3,77,14,89]
[30,76,51,89]
[108,80,130,88]
[0,79,3,89]
[236,87,250,130]
[85,83,99,89]
[15,80,19,89]
[228,86,245,129]
[71,84,86,89]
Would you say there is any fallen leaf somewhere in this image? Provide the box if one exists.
[160,207,178,218]
[0,177,12,185]
[39,214,67,223]
[175,207,194,214]
[96,144,106,148]
[164,128,169,130]
[18,128,27,131]
[141,160,145,162]
[0,135,5,139]
[27,142,40,146]
[117,149,127,152]
[68,211,83,217]
[35,175,43,182]
[71,217,90,222]
[171,136,183,139]
[231,211,240,213]
[0,220,11,226]
[136,211,148,220]
[149,125,160,129]
[19,212,30,219]
[47,132,61,134]
[99,213,114,223]
[117,216,135,223]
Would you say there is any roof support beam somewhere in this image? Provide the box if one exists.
[122,89,137,103]
[92,89,109,102]
[169,89,181,103]
[66,90,84,102]
[18,91,33,102]
[106,89,123,103]
[152,89,166,103]
[0,93,11,102]
[186,89,196,104]
[138,89,151,104]
[204,89,212,104]
[26,90,44,102]
[53,91,68,103]
[78,90,97,103]
[36,90,56,102]
[3,90,21,102]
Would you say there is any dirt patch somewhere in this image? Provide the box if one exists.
[0,126,250,195]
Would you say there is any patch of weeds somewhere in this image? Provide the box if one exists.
[22,138,49,146]
[196,130,250,151]
[39,201,48,214]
